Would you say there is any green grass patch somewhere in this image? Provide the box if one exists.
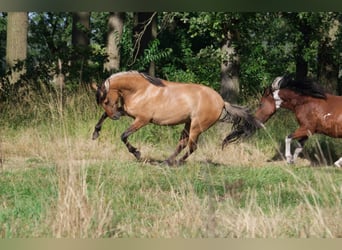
[1,87,342,237]
[1,159,341,237]
[0,166,57,237]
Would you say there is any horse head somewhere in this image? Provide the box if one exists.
[91,80,122,120]
[255,76,287,123]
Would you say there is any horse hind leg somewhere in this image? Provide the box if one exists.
[177,124,204,164]
[165,123,190,166]
[178,137,198,164]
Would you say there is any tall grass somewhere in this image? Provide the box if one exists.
[0,86,342,238]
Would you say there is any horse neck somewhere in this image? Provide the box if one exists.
[278,89,306,111]
[109,77,138,97]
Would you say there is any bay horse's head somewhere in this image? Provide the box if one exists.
[92,79,121,120]
[254,76,287,124]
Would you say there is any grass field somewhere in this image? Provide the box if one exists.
[0,87,342,238]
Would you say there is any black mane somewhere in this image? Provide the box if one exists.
[279,76,327,99]
[140,72,165,87]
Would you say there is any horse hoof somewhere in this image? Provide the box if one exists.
[176,159,186,166]
[286,156,294,164]
[133,151,141,160]
[163,159,174,167]
[92,131,99,140]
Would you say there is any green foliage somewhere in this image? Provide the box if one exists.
[1,12,342,103]
[133,39,173,72]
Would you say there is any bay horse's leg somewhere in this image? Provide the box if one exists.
[285,128,310,164]
[165,122,190,165]
[293,138,307,162]
[92,112,108,140]
[121,118,148,160]
[334,157,342,167]
[285,136,293,163]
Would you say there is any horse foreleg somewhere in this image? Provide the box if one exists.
[334,157,342,168]
[165,123,190,166]
[292,138,307,162]
[121,119,147,160]
[285,128,309,164]
[92,112,108,140]
[285,136,293,163]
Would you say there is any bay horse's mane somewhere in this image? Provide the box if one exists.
[276,75,327,100]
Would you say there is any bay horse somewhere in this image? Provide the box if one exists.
[92,71,259,165]
[255,75,342,167]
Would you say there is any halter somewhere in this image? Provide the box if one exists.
[104,79,110,92]
[271,76,283,109]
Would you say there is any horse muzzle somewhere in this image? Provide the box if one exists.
[110,111,123,120]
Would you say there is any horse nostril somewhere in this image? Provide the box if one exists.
[110,111,122,120]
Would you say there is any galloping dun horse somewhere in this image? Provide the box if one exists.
[92,71,259,165]
[255,75,342,167]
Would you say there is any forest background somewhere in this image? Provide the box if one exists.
[1,12,342,103]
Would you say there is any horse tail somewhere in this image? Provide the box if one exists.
[220,102,261,149]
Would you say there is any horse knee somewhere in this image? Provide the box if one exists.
[121,131,128,142]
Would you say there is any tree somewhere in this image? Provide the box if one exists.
[185,12,242,102]
[317,13,340,94]
[148,14,157,76]
[132,12,157,75]
[282,13,323,81]
[28,12,73,88]
[0,13,7,76]
[71,12,90,83]
[219,14,241,103]
[6,12,28,83]
[104,12,125,74]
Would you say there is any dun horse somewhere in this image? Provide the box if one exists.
[255,75,342,167]
[92,71,259,165]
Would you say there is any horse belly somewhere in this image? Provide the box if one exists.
[151,108,191,125]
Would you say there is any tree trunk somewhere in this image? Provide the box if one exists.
[317,18,340,94]
[71,12,90,83]
[220,31,240,103]
[104,12,124,74]
[148,14,157,77]
[72,12,90,47]
[6,12,28,83]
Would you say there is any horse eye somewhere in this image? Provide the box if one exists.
[104,100,109,105]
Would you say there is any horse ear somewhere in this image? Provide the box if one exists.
[91,82,98,91]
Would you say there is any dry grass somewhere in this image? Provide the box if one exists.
[0,89,341,238]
